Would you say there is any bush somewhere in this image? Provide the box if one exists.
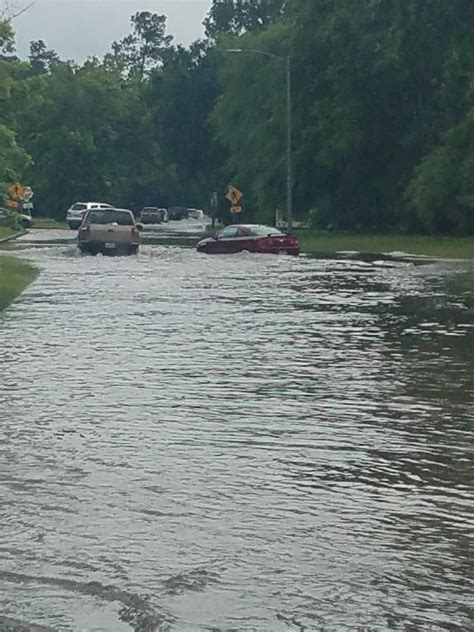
[6,212,22,232]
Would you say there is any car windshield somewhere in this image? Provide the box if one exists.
[71,203,87,211]
[142,209,159,213]
[248,225,284,236]
[85,210,134,226]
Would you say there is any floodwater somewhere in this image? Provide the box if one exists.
[0,232,473,632]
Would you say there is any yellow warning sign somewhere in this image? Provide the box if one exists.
[225,185,243,206]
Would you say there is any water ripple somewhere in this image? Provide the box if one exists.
[0,244,473,631]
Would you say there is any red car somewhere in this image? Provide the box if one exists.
[197,224,300,255]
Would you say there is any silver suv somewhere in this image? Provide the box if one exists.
[66,202,112,230]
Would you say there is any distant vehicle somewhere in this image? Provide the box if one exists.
[78,208,141,255]
[0,207,32,229]
[188,208,205,220]
[168,206,189,221]
[140,207,168,224]
[18,209,32,229]
[66,202,113,230]
[197,224,300,256]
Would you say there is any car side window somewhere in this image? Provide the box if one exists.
[219,227,241,239]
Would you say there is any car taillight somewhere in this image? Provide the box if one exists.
[131,227,140,241]
[78,226,90,240]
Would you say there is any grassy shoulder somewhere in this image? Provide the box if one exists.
[0,255,38,312]
[33,217,68,230]
[297,231,474,259]
[0,227,15,241]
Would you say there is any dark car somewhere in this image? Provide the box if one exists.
[197,224,300,256]
[168,206,189,221]
[140,207,168,224]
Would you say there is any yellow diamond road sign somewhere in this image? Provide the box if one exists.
[225,185,243,205]
[8,183,24,200]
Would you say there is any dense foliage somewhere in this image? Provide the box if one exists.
[0,0,473,233]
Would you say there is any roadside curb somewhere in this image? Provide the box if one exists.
[0,230,28,244]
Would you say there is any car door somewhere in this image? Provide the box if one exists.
[214,226,242,253]
[234,227,257,252]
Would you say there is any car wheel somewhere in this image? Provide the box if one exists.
[129,245,139,255]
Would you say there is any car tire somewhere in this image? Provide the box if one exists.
[129,245,139,255]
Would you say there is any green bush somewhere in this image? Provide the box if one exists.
[5,212,21,232]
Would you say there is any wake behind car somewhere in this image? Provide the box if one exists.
[197,224,300,255]
[66,202,113,230]
[78,208,141,255]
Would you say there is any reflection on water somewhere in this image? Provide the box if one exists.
[0,245,473,631]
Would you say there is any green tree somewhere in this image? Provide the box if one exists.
[0,18,30,200]
[28,40,60,75]
[107,11,173,80]
[0,17,14,54]
[0,123,30,200]
[11,60,162,216]
[211,23,290,223]
[145,41,226,208]
[204,0,284,38]
[407,109,474,234]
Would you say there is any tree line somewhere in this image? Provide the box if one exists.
[1,0,473,234]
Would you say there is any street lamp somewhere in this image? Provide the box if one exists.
[225,48,293,233]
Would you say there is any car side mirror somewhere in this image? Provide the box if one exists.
[136,223,143,231]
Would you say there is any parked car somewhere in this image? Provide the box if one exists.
[66,202,113,230]
[18,209,32,228]
[0,208,32,229]
[197,224,300,256]
[140,207,168,224]
[78,208,141,255]
[168,206,189,221]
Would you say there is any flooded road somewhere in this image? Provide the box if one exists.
[0,237,473,631]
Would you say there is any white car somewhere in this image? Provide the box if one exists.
[66,202,113,230]
[188,208,205,220]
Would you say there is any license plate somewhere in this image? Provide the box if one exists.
[105,243,116,249]
[278,250,287,255]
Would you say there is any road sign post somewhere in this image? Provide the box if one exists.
[226,186,243,222]
[211,191,218,228]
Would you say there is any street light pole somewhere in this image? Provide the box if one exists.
[286,55,293,233]
[225,48,293,232]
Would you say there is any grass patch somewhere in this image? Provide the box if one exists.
[297,231,474,259]
[0,255,38,312]
[33,217,68,229]
[0,227,15,241]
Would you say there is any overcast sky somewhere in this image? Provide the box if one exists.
[12,0,212,61]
